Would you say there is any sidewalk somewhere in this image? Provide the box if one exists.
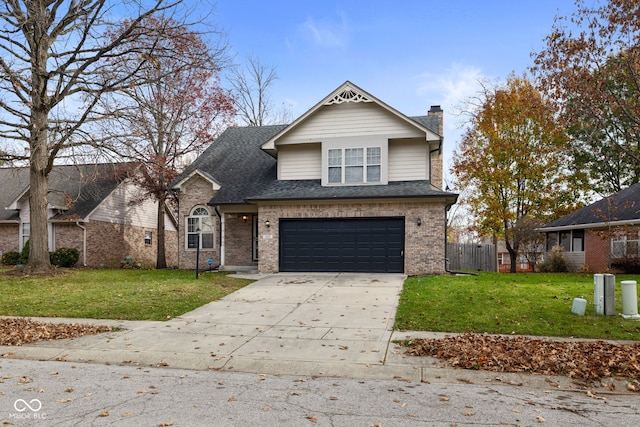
[1,273,634,392]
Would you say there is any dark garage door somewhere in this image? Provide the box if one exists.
[279,217,405,273]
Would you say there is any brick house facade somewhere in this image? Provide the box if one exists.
[0,164,178,268]
[173,81,457,274]
[540,183,640,272]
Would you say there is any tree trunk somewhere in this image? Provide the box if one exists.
[26,4,53,273]
[156,193,167,269]
[28,111,53,272]
[508,249,518,273]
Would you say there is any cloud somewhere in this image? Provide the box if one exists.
[298,12,350,48]
[416,64,486,117]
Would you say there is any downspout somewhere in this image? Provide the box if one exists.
[428,136,443,183]
[444,199,477,276]
[75,221,87,267]
[214,206,223,269]
[444,201,453,274]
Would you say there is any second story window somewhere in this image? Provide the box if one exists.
[327,147,381,184]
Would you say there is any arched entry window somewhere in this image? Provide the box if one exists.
[186,206,214,249]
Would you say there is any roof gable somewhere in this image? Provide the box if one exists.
[0,164,131,222]
[172,169,221,192]
[261,81,440,154]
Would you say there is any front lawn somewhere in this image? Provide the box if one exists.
[0,268,253,321]
[395,273,640,340]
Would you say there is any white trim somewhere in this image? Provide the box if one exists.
[539,218,640,232]
[261,81,440,154]
[220,212,226,266]
[172,169,221,192]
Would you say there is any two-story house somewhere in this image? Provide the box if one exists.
[172,81,458,274]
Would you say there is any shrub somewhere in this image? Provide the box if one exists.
[1,251,22,266]
[538,245,568,273]
[50,247,80,268]
[611,257,640,274]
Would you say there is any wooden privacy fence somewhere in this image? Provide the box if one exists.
[446,243,496,272]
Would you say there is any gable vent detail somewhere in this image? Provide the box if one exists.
[325,88,372,105]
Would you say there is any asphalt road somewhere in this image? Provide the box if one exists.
[2,358,639,427]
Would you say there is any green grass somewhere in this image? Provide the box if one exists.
[0,269,253,321]
[395,272,640,340]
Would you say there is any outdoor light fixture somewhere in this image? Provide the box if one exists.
[242,215,248,223]
[417,217,422,226]
[265,219,271,228]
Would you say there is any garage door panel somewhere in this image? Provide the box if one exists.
[279,217,404,273]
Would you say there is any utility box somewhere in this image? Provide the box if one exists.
[594,274,615,316]
[621,280,640,320]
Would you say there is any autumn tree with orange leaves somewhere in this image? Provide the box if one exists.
[98,15,235,268]
[452,75,586,273]
[532,0,640,194]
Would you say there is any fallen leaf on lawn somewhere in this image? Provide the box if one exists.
[0,318,113,346]
[403,334,640,382]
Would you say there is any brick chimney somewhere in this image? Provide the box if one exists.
[427,105,443,190]
[427,105,443,135]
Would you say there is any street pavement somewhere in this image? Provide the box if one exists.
[1,272,639,426]
[3,357,640,427]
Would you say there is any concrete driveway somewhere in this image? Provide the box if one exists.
[6,273,415,379]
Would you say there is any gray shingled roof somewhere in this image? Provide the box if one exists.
[541,182,640,230]
[173,115,452,206]
[245,180,455,202]
[0,164,128,222]
[174,125,286,204]
[0,168,29,221]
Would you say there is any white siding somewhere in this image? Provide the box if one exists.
[89,181,174,230]
[278,143,322,180]
[278,102,425,144]
[388,139,429,181]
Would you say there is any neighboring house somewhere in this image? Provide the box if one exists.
[539,183,640,272]
[0,163,178,268]
[496,240,534,273]
[172,81,458,274]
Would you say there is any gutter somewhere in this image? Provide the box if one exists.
[537,218,640,232]
[75,221,87,267]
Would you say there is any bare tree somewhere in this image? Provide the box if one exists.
[229,55,292,126]
[0,0,188,272]
[98,14,235,269]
